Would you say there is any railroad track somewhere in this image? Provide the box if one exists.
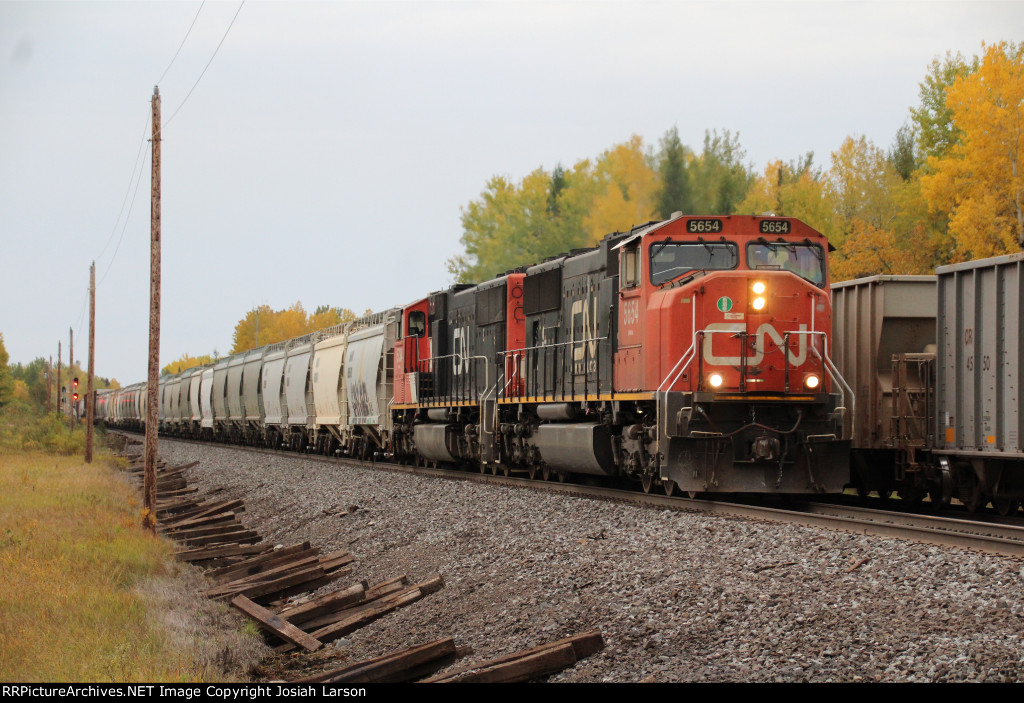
[117,432,1024,559]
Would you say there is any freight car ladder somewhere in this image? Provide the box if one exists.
[889,352,935,479]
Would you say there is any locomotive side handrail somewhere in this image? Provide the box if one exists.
[498,336,609,402]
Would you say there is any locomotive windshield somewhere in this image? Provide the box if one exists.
[747,242,825,286]
[649,241,738,285]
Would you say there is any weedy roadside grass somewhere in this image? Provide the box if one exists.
[0,447,267,681]
[0,401,87,455]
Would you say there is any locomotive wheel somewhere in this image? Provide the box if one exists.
[663,479,677,497]
[501,465,510,477]
[993,497,1019,517]
[479,462,487,474]
[641,474,654,494]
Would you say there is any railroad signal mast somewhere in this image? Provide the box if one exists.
[86,261,95,463]
[69,327,74,430]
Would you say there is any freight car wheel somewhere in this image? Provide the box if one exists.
[526,465,537,480]
[542,465,551,481]
[931,463,954,510]
[993,498,1019,517]
[663,479,677,497]
[958,468,986,513]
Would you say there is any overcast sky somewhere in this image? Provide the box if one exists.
[1,0,1020,383]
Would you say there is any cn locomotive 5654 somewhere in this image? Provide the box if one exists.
[109,214,852,497]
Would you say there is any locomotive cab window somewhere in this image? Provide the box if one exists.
[407,310,426,337]
[649,241,738,286]
[621,245,640,289]
[746,242,825,286]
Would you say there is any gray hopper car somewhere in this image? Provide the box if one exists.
[833,254,1024,514]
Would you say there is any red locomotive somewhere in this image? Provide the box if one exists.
[391,214,850,495]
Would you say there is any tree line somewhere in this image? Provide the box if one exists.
[160,302,368,374]
[0,332,119,413]
[449,41,1024,283]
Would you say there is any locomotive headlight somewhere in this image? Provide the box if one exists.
[708,373,724,388]
[752,296,767,311]
[805,374,821,390]
[752,281,766,295]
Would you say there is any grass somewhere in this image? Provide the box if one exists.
[0,444,266,681]
[0,400,88,455]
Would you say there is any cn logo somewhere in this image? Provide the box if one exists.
[702,323,808,366]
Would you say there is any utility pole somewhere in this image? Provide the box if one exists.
[47,356,52,413]
[69,327,74,430]
[86,261,96,463]
[143,86,161,533]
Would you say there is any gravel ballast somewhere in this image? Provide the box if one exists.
[153,439,1024,682]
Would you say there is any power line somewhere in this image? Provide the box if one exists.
[165,0,245,130]
[78,2,244,334]
[73,289,88,337]
[97,112,151,266]
[100,149,151,287]
[157,1,206,85]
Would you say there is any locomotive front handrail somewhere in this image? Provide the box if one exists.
[658,326,855,438]
[658,289,700,392]
[786,329,855,441]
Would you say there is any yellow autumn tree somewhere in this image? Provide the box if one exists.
[921,41,1024,259]
[583,135,660,244]
[230,303,360,354]
[162,353,216,375]
[737,156,835,236]
[823,134,950,280]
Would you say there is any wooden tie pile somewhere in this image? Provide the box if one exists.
[121,446,603,683]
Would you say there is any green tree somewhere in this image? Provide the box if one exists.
[690,130,754,215]
[911,51,979,166]
[889,123,919,181]
[655,126,692,218]
[449,164,592,282]
[9,357,49,408]
[0,333,13,408]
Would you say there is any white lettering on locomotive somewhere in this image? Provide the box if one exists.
[452,325,468,375]
[571,296,598,373]
[702,323,809,366]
